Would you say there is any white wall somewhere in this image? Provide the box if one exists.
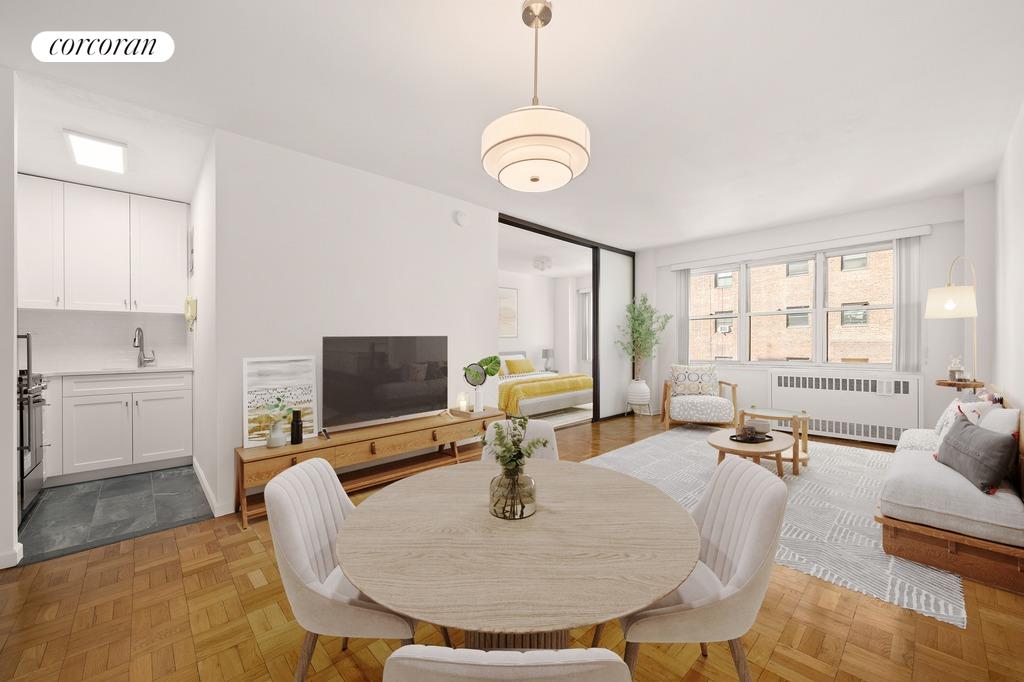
[552,276,575,374]
[994,103,1024,405]
[201,130,497,513]
[189,142,218,509]
[963,182,996,382]
[0,67,19,568]
[636,193,973,427]
[497,270,553,369]
[16,310,189,372]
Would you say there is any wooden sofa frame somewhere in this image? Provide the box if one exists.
[661,379,738,429]
[875,397,1024,595]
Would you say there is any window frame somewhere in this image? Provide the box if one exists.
[686,265,742,364]
[682,242,897,369]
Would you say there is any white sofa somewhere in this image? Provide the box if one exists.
[877,399,1024,594]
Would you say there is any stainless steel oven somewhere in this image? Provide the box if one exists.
[17,333,45,525]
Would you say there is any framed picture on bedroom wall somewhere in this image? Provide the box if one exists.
[498,287,518,338]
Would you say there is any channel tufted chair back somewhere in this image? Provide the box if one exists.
[482,419,560,464]
[383,645,631,682]
[692,455,788,592]
[618,456,787,681]
[265,457,415,680]
[266,456,353,585]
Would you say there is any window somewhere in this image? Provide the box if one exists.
[841,253,868,271]
[826,249,892,363]
[748,259,814,362]
[683,246,895,366]
[840,309,868,326]
[786,261,809,277]
[688,270,738,361]
[786,312,810,328]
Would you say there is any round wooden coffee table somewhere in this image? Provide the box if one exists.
[707,428,797,477]
[336,460,699,649]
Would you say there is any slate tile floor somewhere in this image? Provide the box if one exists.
[18,466,212,564]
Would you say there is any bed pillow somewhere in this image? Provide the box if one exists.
[505,358,536,375]
[499,354,525,375]
[979,407,1020,436]
[936,414,1018,494]
[958,400,998,426]
[669,364,719,396]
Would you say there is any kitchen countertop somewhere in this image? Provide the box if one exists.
[39,366,194,378]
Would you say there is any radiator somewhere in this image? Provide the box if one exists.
[768,370,920,445]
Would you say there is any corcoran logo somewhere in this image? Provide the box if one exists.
[31,31,174,62]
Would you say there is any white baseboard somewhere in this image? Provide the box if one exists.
[192,460,235,517]
[0,542,23,569]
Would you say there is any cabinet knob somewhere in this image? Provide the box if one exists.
[133,300,138,309]
[370,441,377,455]
[123,299,128,309]
[55,296,60,305]
[290,456,297,466]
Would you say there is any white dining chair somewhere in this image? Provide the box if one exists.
[265,458,421,681]
[383,645,631,682]
[481,419,559,464]
[609,456,787,680]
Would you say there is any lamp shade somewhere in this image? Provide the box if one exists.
[481,106,590,192]
[924,285,977,319]
[541,348,554,359]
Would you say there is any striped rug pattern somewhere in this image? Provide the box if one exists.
[586,426,967,628]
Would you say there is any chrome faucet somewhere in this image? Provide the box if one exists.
[132,327,156,367]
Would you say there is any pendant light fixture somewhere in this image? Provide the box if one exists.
[481,0,590,192]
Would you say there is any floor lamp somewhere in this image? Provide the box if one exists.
[924,255,978,380]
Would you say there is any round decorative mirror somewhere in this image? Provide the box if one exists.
[464,363,487,387]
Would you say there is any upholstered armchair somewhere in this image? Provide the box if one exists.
[384,645,631,682]
[619,457,788,680]
[661,364,738,428]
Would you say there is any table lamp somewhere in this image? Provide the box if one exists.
[541,348,554,371]
[924,256,978,380]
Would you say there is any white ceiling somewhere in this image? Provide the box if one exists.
[3,1,1023,248]
[16,74,211,202]
[499,224,592,278]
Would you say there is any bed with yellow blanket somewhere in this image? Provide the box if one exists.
[498,371,594,417]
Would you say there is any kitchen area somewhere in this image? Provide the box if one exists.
[14,75,212,562]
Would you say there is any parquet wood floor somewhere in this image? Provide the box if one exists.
[2,416,1022,681]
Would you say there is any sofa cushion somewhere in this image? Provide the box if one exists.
[669,395,734,424]
[895,428,940,454]
[880,449,1024,547]
[935,395,982,438]
[669,364,719,397]
[937,415,1019,494]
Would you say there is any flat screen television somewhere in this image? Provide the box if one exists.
[322,336,448,430]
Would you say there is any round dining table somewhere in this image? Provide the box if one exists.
[336,459,700,649]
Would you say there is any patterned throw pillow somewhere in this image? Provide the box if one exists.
[670,364,719,396]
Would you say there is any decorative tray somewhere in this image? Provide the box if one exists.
[729,434,774,444]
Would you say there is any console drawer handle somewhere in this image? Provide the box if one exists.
[371,441,377,455]
[290,456,297,466]
[432,430,438,442]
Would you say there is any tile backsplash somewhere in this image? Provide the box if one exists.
[17,309,191,373]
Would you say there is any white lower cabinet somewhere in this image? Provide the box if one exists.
[62,393,134,474]
[59,372,194,478]
[133,390,193,463]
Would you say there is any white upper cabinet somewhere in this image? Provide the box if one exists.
[16,175,64,309]
[130,195,188,313]
[64,183,131,311]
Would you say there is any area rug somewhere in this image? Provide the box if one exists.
[586,427,967,627]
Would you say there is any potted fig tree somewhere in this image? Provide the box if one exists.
[616,294,672,410]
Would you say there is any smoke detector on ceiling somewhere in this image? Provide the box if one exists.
[533,256,553,271]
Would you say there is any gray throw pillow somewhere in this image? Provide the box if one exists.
[936,414,1018,494]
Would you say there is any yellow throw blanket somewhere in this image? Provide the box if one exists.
[499,374,593,416]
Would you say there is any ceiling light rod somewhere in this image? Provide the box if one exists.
[522,0,551,106]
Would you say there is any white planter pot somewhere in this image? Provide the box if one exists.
[626,379,651,406]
